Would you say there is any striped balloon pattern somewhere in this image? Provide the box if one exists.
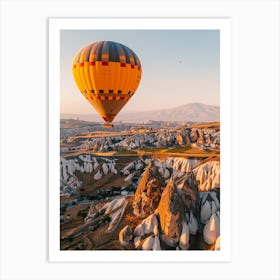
[72,41,142,123]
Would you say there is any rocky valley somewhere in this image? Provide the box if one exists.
[60,121,220,251]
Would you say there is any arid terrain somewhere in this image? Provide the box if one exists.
[60,120,220,250]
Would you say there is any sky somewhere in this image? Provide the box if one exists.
[60,29,220,115]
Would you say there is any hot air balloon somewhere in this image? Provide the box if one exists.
[72,41,142,128]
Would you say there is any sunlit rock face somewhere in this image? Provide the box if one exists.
[119,225,133,247]
[199,191,220,224]
[179,219,190,250]
[199,190,220,246]
[215,235,220,250]
[169,157,201,174]
[152,235,161,250]
[139,234,161,250]
[101,197,128,232]
[194,161,220,191]
[176,132,185,145]
[132,213,160,250]
[178,172,199,237]
[133,161,165,216]
[197,131,205,145]
[141,235,155,250]
[179,172,199,212]
[203,212,220,245]
[157,179,185,248]
[134,213,159,237]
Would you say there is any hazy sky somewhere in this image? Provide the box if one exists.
[60,29,220,114]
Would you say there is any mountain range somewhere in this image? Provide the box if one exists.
[61,103,220,123]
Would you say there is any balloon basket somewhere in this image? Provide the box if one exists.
[103,123,114,129]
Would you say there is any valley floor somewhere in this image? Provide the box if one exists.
[59,123,221,251]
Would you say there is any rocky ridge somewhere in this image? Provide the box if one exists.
[117,159,220,250]
[62,127,220,153]
[60,154,220,250]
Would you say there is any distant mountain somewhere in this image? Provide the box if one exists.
[61,103,220,123]
[118,103,220,122]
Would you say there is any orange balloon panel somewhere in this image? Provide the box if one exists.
[72,41,142,123]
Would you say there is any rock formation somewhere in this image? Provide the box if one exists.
[214,235,220,250]
[134,213,159,237]
[179,220,190,250]
[200,200,212,224]
[141,236,155,250]
[194,161,220,191]
[63,126,220,153]
[199,191,220,224]
[179,172,199,212]
[203,212,220,245]
[133,161,165,216]
[188,211,198,235]
[119,225,133,247]
[156,179,185,248]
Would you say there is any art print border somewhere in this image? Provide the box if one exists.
[49,17,231,262]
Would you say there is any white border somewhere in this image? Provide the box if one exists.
[1,1,279,279]
[49,18,231,262]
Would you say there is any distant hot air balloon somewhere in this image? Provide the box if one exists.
[72,41,142,128]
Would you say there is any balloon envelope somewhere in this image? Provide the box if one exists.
[72,41,142,123]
